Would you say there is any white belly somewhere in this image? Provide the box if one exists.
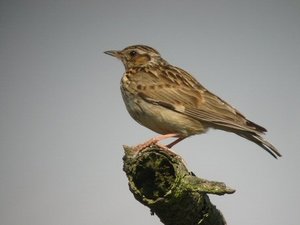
[121,88,206,136]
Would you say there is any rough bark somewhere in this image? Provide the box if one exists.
[123,145,235,225]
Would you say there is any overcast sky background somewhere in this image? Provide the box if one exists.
[1,1,299,225]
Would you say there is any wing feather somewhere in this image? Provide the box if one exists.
[137,66,267,134]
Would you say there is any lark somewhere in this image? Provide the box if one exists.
[104,45,281,158]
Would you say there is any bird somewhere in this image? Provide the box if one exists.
[104,45,281,158]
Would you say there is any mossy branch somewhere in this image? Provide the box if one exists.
[123,145,235,225]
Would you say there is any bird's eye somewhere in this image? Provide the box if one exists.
[129,50,137,57]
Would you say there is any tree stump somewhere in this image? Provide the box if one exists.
[123,145,235,225]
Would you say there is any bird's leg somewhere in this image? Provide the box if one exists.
[133,133,187,166]
[133,133,180,154]
[166,137,186,148]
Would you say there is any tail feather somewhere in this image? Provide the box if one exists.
[237,132,282,159]
[245,119,267,133]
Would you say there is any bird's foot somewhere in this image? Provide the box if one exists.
[132,133,187,166]
[133,133,180,154]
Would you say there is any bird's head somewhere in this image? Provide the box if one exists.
[104,45,166,69]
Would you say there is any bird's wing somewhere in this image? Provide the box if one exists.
[137,66,267,134]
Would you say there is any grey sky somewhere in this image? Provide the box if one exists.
[1,1,299,225]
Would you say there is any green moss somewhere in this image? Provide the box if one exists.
[123,145,235,225]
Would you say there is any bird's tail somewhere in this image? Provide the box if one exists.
[236,132,282,159]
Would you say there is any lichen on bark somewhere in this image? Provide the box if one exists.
[123,145,235,225]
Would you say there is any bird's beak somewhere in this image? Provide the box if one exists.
[104,50,121,59]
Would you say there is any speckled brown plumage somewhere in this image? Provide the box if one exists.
[104,45,281,158]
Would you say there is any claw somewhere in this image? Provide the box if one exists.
[132,133,188,166]
[133,133,180,153]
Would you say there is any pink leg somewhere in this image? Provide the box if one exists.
[133,133,180,153]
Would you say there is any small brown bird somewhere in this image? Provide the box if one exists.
[104,45,281,158]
